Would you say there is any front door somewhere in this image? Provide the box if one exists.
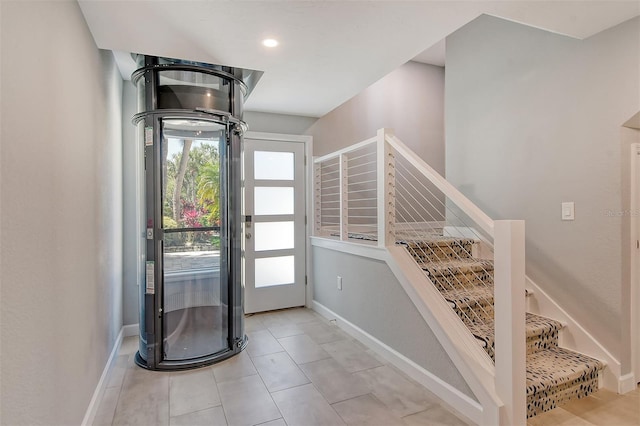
[243,138,306,313]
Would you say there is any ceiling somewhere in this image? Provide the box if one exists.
[78,1,639,118]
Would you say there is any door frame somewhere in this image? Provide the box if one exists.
[631,141,640,385]
[244,131,314,309]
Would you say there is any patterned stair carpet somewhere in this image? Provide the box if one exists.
[402,236,605,419]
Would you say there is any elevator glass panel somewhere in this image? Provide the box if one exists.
[161,119,228,361]
[157,71,230,111]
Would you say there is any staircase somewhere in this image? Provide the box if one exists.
[314,128,611,423]
[401,233,605,418]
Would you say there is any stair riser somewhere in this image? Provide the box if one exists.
[526,373,599,418]
[406,242,474,262]
[429,271,494,292]
[528,330,560,355]
[454,302,494,325]
[475,331,560,361]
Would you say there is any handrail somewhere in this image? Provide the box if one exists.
[385,133,495,238]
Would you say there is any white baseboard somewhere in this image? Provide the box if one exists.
[122,323,139,337]
[312,300,483,424]
[618,373,637,394]
[81,327,125,426]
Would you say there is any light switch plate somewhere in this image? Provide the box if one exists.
[562,202,575,221]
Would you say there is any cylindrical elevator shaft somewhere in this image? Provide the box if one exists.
[131,55,260,370]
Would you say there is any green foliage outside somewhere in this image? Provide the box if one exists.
[197,161,221,226]
[163,216,178,229]
[163,138,222,249]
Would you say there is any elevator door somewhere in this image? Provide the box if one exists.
[161,119,229,361]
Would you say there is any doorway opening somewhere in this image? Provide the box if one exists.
[243,133,312,313]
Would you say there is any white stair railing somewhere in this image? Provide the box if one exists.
[314,128,526,425]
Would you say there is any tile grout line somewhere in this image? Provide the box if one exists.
[106,352,136,426]
[328,391,377,407]
[165,368,170,425]
[96,356,127,426]
[208,365,226,425]
[246,343,286,425]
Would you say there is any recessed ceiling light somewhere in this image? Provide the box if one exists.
[262,38,279,48]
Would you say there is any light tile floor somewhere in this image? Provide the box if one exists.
[527,385,639,426]
[93,307,640,426]
[93,307,471,426]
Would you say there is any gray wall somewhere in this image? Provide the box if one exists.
[445,15,640,360]
[0,2,124,424]
[312,246,475,399]
[245,111,317,135]
[122,81,140,326]
[308,61,445,175]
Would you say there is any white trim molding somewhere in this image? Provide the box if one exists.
[629,142,640,392]
[245,131,314,309]
[81,327,125,426]
[618,373,637,394]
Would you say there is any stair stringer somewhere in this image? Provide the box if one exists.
[385,244,503,426]
[525,276,633,393]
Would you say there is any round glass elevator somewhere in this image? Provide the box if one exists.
[132,55,261,370]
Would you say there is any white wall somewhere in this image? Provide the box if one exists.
[308,61,445,174]
[0,1,124,424]
[445,15,640,362]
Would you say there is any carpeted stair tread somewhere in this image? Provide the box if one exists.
[468,313,563,360]
[403,238,476,262]
[527,374,600,418]
[417,257,494,291]
[440,286,495,324]
[400,236,476,247]
[440,285,493,306]
[526,346,604,417]
[526,346,604,390]
[524,313,563,340]
[420,258,494,276]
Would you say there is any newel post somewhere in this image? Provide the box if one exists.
[377,128,395,248]
[494,220,526,426]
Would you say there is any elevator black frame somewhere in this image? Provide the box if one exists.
[131,55,259,370]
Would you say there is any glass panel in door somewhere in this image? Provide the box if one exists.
[161,119,228,361]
